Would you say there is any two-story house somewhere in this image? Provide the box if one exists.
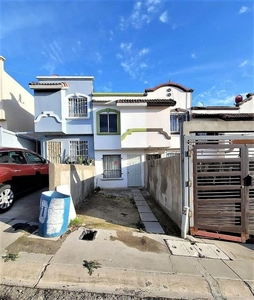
[29,75,95,164]
[92,81,193,189]
[0,56,37,148]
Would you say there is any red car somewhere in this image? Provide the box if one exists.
[0,147,49,213]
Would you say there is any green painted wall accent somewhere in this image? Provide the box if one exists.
[121,128,146,141]
[121,128,171,141]
[96,108,120,135]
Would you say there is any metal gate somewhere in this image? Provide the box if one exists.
[46,141,62,163]
[191,143,254,242]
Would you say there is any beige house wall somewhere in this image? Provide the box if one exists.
[49,163,95,206]
[0,56,34,132]
[145,155,182,228]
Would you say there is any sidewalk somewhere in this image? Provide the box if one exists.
[0,189,254,299]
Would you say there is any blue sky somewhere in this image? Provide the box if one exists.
[0,0,253,106]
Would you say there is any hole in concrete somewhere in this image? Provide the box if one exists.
[79,229,97,241]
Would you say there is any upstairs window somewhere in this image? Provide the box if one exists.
[170,113,188,133]
[97,109,120,135]
[68,96,88,118]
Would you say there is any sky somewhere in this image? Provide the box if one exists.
[0,0,253,106]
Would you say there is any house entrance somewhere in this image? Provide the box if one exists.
[127,155,142,187]
[191,143,254,242]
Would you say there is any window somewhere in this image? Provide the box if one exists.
[170,113,188,133]
[69,141,88,164]
[68,96,88,117]
[100,113,117,132]
[103,155,121,178]
[96,109,120,135]
[0,152,9,163]
[24,152,43,164]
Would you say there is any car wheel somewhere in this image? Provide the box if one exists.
[0,185,15,213]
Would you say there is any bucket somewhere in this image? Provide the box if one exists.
[38,191,70,238]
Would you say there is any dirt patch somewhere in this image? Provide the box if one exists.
[76,189,140,231]
[110,231,166,253]
[3,188,180,256]
[5,230,71,255]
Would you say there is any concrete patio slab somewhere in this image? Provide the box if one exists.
[143,221,165,234]
[136,205,152,213]
[140,212,158,222]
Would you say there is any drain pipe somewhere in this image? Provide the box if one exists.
[181,206,189,239]
[181,131,191,239]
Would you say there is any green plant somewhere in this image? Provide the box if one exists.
[77,156,83,164]
[136,220,145,232]
[69,218,82,228]
[2,253,19,262]
[83,260,101,275]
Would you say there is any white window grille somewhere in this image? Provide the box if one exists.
[103,155,121,178]
[69,141,89,164]
[170,113,187,133]
[68,96,88,117]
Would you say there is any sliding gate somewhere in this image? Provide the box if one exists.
[191,143,254,242]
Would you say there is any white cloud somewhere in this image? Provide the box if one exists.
[119,0,162,30]
[120,43,133,52]
[139,48,149,56]
[95,52,102,63]
[159,11,168,23]
[191,53,197,59]
[239,6,248,14]
[239,60,248,67]
[194,86,238,106]
[117,43,150,79]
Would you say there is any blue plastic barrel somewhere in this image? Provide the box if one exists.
[38,191,70,238]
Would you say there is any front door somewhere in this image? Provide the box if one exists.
[127,155,141,187]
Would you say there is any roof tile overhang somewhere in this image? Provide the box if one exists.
[116,99,177,106]
[145,82,194,93]
[192,113,254,121]
[191,106,239,110]
[29,82,69,90]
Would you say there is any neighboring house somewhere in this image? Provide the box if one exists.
[92,81,193,189]
[29,75,95,163]
[0,56,34,133]
[0,56,37,149]
[180,93,254,242]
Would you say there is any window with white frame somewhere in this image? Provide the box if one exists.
[68,96,88,117]
[69,141,88,164]
[170,113,188,133]
[103,155,121,178]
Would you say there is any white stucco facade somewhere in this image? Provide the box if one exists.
[93,82,193,188]
[0,56,34,132]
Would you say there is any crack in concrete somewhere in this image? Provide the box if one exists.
[194,259,227,300]
[33,255,54,288]
[221,260,254,296]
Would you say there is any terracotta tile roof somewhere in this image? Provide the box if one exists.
[192,113,254,120]
[145,82,194,93]
[29,82,69,88]
[116,99,177,106]
[191,106,239,110]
